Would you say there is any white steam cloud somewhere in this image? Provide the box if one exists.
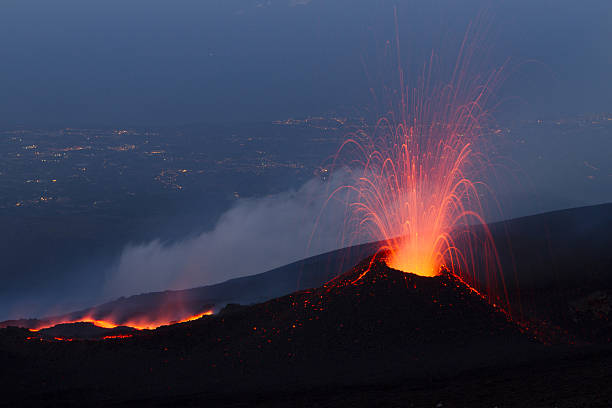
[104,174,352,298]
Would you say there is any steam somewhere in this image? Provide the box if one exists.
[104,174,351,298]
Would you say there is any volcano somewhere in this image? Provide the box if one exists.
[0,255,541,406]
[2,204,612,406]
[4,203,611,344]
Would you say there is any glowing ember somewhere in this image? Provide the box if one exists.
[175,310,214,324]
[328,21,510,307]
[102,334,133,340]
[28,310,214,332]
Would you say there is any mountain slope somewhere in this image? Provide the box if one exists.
[3,202,612,341]
[0,256,540,406]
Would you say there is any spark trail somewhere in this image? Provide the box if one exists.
[326,19,512,310]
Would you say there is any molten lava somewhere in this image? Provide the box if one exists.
[28,310,214,333]
[102,334,134,340]
[327,20,511,308]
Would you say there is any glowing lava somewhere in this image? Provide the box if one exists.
[28,310,214,332]
[327,21,510,307]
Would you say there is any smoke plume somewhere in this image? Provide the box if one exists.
[104,175,350,298]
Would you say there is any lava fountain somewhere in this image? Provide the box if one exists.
[326,21,511,307]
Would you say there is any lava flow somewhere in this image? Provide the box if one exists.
[327,20,511,309]
[28,310,214,333]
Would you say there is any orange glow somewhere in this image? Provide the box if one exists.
[27,309,214,332]
[175,310,214,324]
[102,334,133,340]
[324,19,512,311]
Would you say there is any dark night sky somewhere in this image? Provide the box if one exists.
[0,0,611,127]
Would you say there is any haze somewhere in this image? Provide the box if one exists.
[0,0,610,127]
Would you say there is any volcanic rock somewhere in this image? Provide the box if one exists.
[0,255,541,406]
